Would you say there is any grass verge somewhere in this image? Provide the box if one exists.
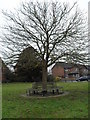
[2,82,89,118]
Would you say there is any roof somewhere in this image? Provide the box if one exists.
[52,62,88,70]
[52,62,74,69]
[86,66,90,70]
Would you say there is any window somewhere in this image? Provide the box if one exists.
[65,69,68,72]
[75,68,78,72]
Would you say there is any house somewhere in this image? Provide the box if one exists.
[85,66,90,75]
[0,57,12,83]
[0,58,2,83]
[52,62,89,80]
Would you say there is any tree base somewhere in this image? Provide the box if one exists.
[26,90,64,97]
[22,91,69,98]
[42,90,47,96]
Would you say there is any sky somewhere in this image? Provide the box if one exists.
[0,0,89,33]
[0,0,89,30]
[0,0,89,11]
[0,0,89,24]
[0,0,89,58]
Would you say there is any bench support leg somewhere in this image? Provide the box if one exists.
[52,90,55,94]
[42,90,47,96]
[33,91,35,94]
[56,89,59,94]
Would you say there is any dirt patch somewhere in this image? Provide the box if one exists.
[21,91,69,98]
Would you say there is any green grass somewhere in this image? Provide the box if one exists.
[2,82,89,118]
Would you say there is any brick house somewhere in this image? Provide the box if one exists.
[0,58,2,83]
[0,57,12,83]
[52,62,88,80]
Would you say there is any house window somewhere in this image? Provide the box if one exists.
[76,74,79,78]
[65,69,68,72]
[64,69,68,78]
[75,68,78,72]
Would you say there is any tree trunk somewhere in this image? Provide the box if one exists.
[42,59,47,92]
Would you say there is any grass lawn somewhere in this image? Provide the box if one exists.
[2,81,89,118]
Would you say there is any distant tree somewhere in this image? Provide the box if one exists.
[2,60,14,82]
[1,1,88,90]
[15,46,42,82]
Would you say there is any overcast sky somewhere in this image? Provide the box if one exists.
[0,0,89,11]
[0,0,89,32]
[0,0,89,24]
[0,0,89,57]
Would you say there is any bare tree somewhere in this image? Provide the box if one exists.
[1,1,88,91]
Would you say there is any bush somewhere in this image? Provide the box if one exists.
[54,76,61,82]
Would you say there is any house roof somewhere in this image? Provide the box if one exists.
[52,62,74,69]
[52,62,88,70]
[86,65,90,70]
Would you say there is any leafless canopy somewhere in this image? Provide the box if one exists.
[1,1,88,67]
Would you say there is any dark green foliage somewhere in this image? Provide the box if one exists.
[4,69,15,83]
[2,61,15,83]
[15,46,42,82]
